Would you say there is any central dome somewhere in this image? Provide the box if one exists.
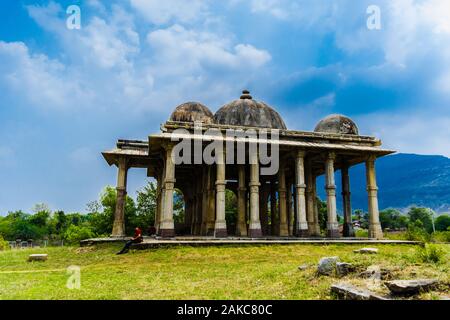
[214,90,287,129]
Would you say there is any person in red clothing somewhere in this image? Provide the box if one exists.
[116,227,143,255]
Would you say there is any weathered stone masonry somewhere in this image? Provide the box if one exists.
[103,91,394,239]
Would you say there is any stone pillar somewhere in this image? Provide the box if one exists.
[111,157,128,237]
[306,160,316,236]
[236,165,248,236]
[195,174,203,235]
[214,149,227,237]
[206,167,216,236]
[259,184,269,235]
[201,167,209,235]
[154,170,163,234]
[249,152,262,237]
[191,183,198,235]
[341,164,355,237]
[287,180,294,236]
[184,197,193,233]
[190,182,196,234]
[325,152,340,238]
[270,180,278,236]
[160,145,176,238]
[295,151,309,237]
[313,180,321,236]
[366,155,383,239]
[278,163,289,237]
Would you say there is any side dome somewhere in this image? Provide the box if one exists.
[214,90,287,129]
[169,102,214,124]
[314,114,359,135]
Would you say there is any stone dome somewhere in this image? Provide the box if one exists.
[314,114,359,135]
[213,90,287,129]
[169,102,214,124]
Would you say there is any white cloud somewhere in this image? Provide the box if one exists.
[356,111,450,157]
[147,24,271,76]
[28,3,140,70]
[11,2,272,115]
[0,41,88,110]
[250,0,291,20]
[79,15,139,69]
[130,0,208,25]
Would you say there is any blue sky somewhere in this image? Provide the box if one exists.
[1,0,450,214]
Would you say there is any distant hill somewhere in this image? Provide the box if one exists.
[317,153,450,213]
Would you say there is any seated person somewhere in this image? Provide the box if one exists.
[116,227,143,255]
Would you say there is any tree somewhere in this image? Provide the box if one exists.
[132,181,158,229]
[87,186,137,236]
[380,208,409,230]
[435,214,450,232]
[354,209,369,229]
[407,207,433,233]
[173,189,185,224]
[64,225,95,244]
[12,219,44,240]
[316,197,327,231]
[225,189,237,226]
[28,210,50,228]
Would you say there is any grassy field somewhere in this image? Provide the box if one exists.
[0,243,448,300]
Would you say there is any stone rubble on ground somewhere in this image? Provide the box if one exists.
[353,247,379,254]
[317,256,340,276]
[331,283,389,300]
[359,265,393,280]
[28,254,48,262]
[384,279,439,295]
[336,262,355,277]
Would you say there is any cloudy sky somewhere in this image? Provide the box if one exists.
[1,0,450,214]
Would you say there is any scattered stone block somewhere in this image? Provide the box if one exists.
[298,264,309,271]
[353,247,378,254]
[359,265,392,280]
[317,256,340,276]
[28,254,48,262]
[336,262,355,277]
[331,283,389,300]
[384,279,438,295]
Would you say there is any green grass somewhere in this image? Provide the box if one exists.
[0,244,449,300]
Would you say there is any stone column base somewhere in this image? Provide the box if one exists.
[296,229,309,237]
[279,224,289,237]
[214,228,227,238]
[249,228,262,238]
[111,220,125,237]
[236,222,248,237]
[343,223,355,237]
[159,229,175,238]
[314,224,321,236]
[327,229,341,238]
[369,224,383,239]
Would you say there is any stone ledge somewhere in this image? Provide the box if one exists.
[80,236,421,247]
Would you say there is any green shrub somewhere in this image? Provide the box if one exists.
[434,214,450,231]
[405,221,431,242]
[0,235,9,251]
[383,231,408,240]
[355,229,368,237]
[431,231,450,243]
[63,225,95,244]
[416,244,445,263]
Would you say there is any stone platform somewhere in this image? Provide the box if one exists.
[80,236,420,248]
